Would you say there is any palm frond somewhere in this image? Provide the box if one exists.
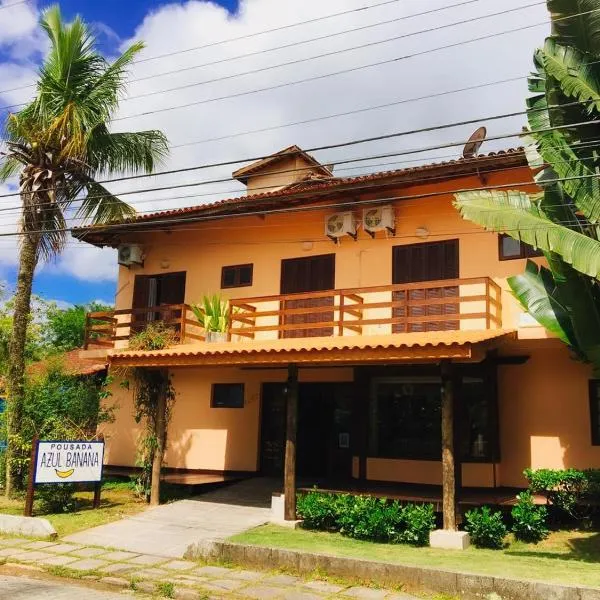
[0,157,21,182]
[547,0,600,56]
[538,38,600,112]
[454,189,600,278]
[507,259,575,345]
[76,180,136,224]
[86,127,169,175]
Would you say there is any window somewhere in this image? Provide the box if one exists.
[590,381,600,445]
[212,383,245,408]
[221,264,253,289]
[498,234,543,260]
[368,376,498,462]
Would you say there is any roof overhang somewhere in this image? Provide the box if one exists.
[108,330,516,369]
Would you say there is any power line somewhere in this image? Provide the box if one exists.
[0,2,547,114]
[0,100,593,203]
[0,0,502,97]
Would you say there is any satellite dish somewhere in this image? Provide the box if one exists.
[463,126,487,159]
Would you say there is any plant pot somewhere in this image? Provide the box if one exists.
[206,331,228,343]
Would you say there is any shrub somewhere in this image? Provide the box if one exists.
[36,483,77,513]
[297,490,435,546]
[128,321,177,351]
[511,491,549,544]
[524,468,600,522]
[464,506,507,549]
[395,503,436,547]
[297,490,341,531]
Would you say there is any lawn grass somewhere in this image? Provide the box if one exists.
[0,479,146,537]
[231,525,600,588]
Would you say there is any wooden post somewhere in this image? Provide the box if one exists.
[284,363,298,521]
[24,435,38,517]
[93,433,104,509]
[441,361,457,531]
[150,371,167,507]
[179,304,187,344]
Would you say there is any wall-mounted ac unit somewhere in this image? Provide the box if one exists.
[118,244,144,267]
[325,212,357,241]
[363,205,395,237]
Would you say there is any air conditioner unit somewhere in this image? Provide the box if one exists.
[325,212,357,241]
[363,205,395,237]
[118,244,144,267]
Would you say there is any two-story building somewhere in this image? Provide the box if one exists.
[75,145,600,521]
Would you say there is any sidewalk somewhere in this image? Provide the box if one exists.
[0,536,419,599]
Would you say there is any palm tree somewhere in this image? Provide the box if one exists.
[454,0,600,373]
[0,6,168,495]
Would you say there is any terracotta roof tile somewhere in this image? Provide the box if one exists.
[29,349,108,377]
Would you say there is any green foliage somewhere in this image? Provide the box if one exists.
[296,491,435,547]
[511,491,549,544]
[36,483,77,513]
[128,321,177,351]
[464,506,507,549]
[46,302,112,352]
[453,0,600,373]
[192,295,229,333]
[524,468,600,521]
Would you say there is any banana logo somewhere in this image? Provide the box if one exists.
[55,468,75,479]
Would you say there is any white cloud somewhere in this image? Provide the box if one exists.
[0,0,550,284]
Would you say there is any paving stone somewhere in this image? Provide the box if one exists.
[242,584,288,599]
[44,543,82,554]
[99,562,137,575]
[135,567,171,580]
[384,594,418,600]
[20,541,57,550]
[162,559,197,571]
[282,592,326,600]
[302,580,346,594]
[101,576,130,588]
[174,588,203,600]
[172,575,210,586]
[99,550,140,561]
[81,575,100,581]
[10,550,55,562]
[38,554,79,566]
[66,558,110,571]
[229,569,265,581]
[0,537,28,546]
[264,574,301,586]
[127,553,167,566]
[0,547,27,558]
[344,586,389,599]
[70,547,107,558]
[202,578,246,591]
[134,580,156,594]
[193,565,233,577]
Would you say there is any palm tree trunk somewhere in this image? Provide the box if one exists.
[5,231,40,497]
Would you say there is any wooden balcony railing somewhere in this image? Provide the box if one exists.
[229,277,502,340]
[84,304,204,349]
[83,278,501,349]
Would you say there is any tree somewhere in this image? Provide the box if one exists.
[0,6,168,495]
[454,0,600,373]
[46,302,112,352]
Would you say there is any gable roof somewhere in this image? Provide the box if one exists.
[231,145,334,184]
[72,148,529,246]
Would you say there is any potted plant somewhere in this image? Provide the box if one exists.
[192,294,230,342]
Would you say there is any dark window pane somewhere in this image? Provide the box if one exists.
[500,235,523,259]
[369,379,441,460]
[221,264,253,288]
[591,381,600,445]
[212,383,244,408]
[461,378,492,460]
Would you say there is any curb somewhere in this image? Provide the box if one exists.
[185,541,600,600]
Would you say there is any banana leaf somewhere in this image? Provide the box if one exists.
[547,0,600,56]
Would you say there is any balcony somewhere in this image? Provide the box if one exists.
[84,278,501,350]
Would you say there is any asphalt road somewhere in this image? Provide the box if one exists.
[0,574,135,599]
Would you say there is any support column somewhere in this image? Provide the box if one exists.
[441,360,457,531]
[284,363,298,521]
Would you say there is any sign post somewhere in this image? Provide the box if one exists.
[24,438,105,517]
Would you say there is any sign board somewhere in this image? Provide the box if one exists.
[34,440,104,484]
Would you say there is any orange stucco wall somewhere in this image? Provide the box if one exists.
[101,165,600,486]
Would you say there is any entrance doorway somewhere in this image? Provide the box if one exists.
[392,240,459,332]
[280,254,335,338]
[260,383,353,479]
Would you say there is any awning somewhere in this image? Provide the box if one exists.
[108,330,516,368]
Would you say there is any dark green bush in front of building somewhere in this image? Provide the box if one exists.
[296,490,435,546]
[464,506,507,549]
